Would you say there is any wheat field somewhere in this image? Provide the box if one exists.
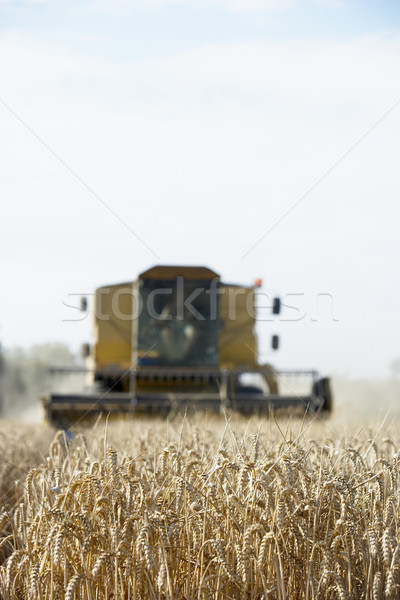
[0,413,400,599]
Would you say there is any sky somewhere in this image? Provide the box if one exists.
[0,0,400,379]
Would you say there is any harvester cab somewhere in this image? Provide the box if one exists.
[41,266,332,425]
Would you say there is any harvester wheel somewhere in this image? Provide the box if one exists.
[312,377,333,414]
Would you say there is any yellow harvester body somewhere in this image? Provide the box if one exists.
[42,265,332,425]
[93,266,257,374]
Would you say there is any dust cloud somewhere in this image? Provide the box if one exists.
[331,375,400,423]
[0,343,84,424]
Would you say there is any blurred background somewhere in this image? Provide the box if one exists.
[1,0,399,421]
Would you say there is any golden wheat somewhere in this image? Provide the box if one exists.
[0,415,400,598]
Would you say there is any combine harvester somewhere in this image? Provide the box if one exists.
[42,266,332,425]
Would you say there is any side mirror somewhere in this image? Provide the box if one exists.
[80,296,88,312]
[272,335,279,350]
[81,343,91,358]
[272,297,281,315]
